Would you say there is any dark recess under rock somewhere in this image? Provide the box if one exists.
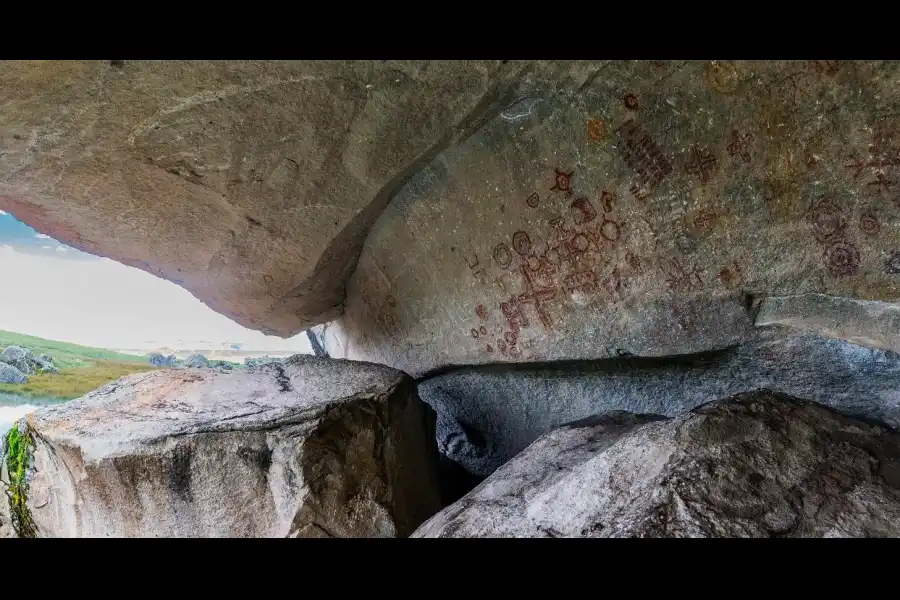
[420,330,900,478]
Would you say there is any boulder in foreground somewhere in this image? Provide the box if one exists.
[9,355,442,538]
[414,390,900,538]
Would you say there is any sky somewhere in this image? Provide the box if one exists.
[0,210,312,353]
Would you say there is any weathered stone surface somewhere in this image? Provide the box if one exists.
[0,488,10,539]
[414,390,900,538]
[320,61,900,376]
[0,60,518,335]
[0,446,11,538]
[244,355,284,367]
[0,345,55,375]
[422,332,900,476]
[16,355,442,537]
[0,362,27,384]
[147,352,177,367]
[184,353,210,368]
[754,293,900,354]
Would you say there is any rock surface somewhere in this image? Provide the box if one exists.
[244,355,284,367]
[15,355,442,538]
[0,487,10,539]
[0,362,27,384]
[0,59,516,335]
[422,331,900,476]
[184,353,210,368]
[414,390,900,538]
[754,293,900,354]
[0,346,56,375]
[316,61,900,376]
[148,353,178,368]
[8,61,900,349]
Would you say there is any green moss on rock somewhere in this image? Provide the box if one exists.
[4,425,36,538]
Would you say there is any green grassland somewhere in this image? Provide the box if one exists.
[0,330,157,400]
[0,330,148,369]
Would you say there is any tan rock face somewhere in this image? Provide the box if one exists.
[317,60,900,375]
[5,61,900,367]
[0,60,507,335]
[413,391,900,538]
[14,355,442,538]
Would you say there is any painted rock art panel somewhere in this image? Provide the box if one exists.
[320,61,900,376]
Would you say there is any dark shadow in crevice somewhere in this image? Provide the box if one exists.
[415,343,744,383]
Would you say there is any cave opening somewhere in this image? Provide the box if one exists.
[0,209,313,433]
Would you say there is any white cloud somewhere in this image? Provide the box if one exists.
[0,210,7,216]
[0,245,313,353]
[55,247,68,253]
[41,245,52,250]
[35,233,51,240]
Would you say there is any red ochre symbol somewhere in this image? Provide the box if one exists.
[470,325,489,339]
[587,119,607,141]
[570,197,598,225]
[475,304,488,320]
[599,217,621,242]
[601,191,616,213]
[624,93,639,110]
[525,192,539,208]
[861,214,880,236]
[493,243,513,269]
[684,145,718,184]
[512,231,532,256]
[550,168,574,196]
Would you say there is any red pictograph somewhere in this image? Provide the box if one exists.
[684,145,718,183]
[550,168,575,196]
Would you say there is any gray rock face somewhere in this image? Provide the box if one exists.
[0,346,33,374]
[0,473,11,539]
[244,355,284,368]
[16,355,442,538]
[0,346,55,375]
[148,353,178,367]
[0,346,59,375]
[414,391,900,538]
[421,331,900,477]
[0,362,27,384]
[184,354,210,368]
[318,61,900,376]
[754,293,900,354]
